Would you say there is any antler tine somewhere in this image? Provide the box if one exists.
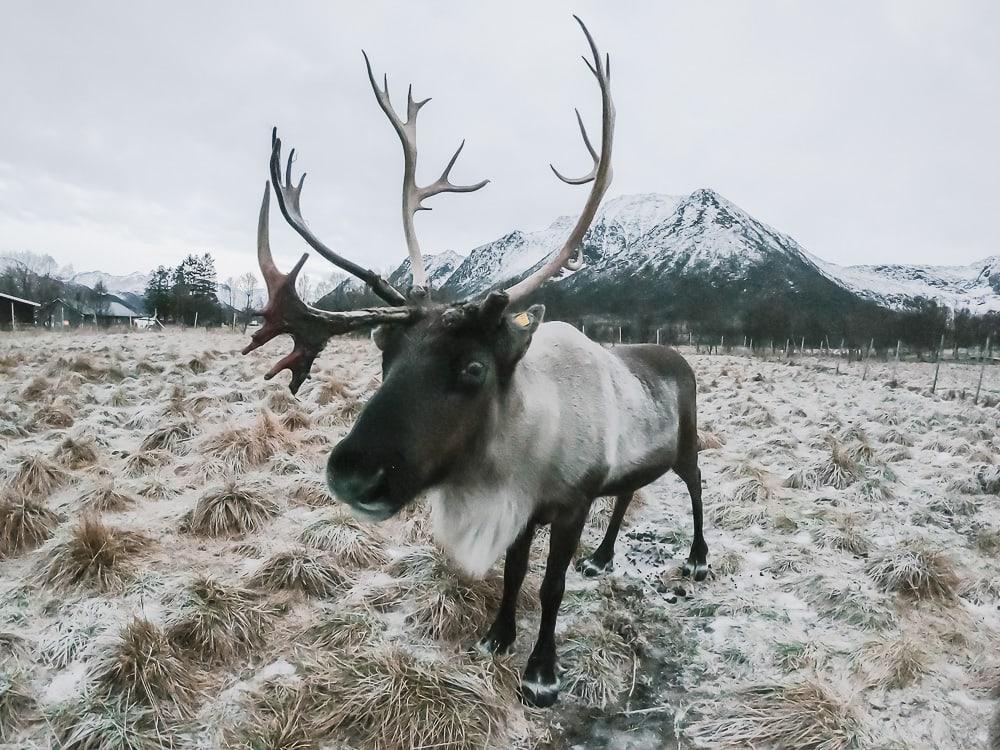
[269,128,406,306]
[505,16,615,303]
[244,182,414,394]
[363,50,489,294]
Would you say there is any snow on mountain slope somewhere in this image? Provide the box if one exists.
[317,189,999,315]
[389,250,463,290]
[822,256,1000,313]
[442,193,682,296]
[327,251,463,300]
[620,189,819,275]
[68,270,150,295]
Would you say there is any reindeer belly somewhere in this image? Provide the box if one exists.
[598,377,680,494]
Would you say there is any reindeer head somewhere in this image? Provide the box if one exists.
[244,17,614,519]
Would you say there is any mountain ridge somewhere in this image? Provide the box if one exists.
[316,188,1000,318]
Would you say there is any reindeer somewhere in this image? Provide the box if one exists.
[245,17,708,707]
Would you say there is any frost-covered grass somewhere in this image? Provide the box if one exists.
[0,333,997,748]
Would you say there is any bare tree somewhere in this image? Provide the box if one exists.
[296,272,316,305]
[235,271,257,333]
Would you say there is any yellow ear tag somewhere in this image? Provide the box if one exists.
[513,312,531,328]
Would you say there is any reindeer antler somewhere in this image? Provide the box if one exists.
[269,130,407,307]
[505,16,615,304]
[363,51,489,295]
[243,183,414,394]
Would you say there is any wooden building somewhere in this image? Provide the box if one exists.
[40,297,143,328]
[0,291,40,329]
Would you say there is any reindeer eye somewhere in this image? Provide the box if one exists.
[459,360,487,386]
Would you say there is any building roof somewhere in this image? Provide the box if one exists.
[45,296,142,318]
[0,291,41,307]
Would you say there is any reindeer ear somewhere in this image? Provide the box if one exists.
[512,304,545,334]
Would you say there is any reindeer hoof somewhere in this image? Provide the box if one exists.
[576,555,613,578]
[520,675,560,708]
[682,560,710,581]
[475,629,515,656]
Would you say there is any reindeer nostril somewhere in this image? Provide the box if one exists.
[355,467,386,505]
[326,458,388,507]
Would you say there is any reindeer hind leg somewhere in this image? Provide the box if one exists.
[576,492,634,577]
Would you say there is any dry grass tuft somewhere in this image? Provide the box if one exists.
[853,631,930,689]
[687,679,865,750]
[561,622,635,708]
[387,545,511,641]
[732,474,774,504]
[79,477,137,513]
[814,439,864,489]
[123,449,172,477]
[20,375,51,402]
[289,478,331,507]
[302,608,385,651]
[799,573,898,630]
[167,575,278,662]
[299,514,387,568]
[201,410,295,474]
[53,435,99,469]
[91,617,197,709]
[773,640,822,672]
[697,430,725,450]
[41,516,150,592]
[8,453,69,498]
[976,464,1000,494]
[281,408,312,431]
[976,530,1000,557]
[266,389,299,414]
[53,698,173,750]
[139,419,195,454]
[814,515,870,556]
[34,401,76,428]
[189,478,278,537]
[250,547,344,597]
[783,467,818,489]
[227,680,313,750]
[713,549,743,576]
[866,543,959,601]
[137,477,174,501]
[0,495,60,557]
[0,668,36,742]
[315,377,349,406]
[307,645,509,749]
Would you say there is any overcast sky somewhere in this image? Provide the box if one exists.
[1,1,997,284]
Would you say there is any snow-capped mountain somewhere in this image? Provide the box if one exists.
[68,270,150,296]
[822,256,1000,314]
[442,193,682,297]
[316,189,1000,319]
[327,250,464,301]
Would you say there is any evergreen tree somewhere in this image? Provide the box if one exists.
[144,266,173,319]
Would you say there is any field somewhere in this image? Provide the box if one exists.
[1,329,998,749]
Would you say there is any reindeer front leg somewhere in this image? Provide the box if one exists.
[478,521,537,655]
[520,505,589,708]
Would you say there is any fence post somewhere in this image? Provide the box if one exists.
[932,360,941,393]
[974,335,991,405]
[655,329,661,345]
[618,326,622,345]
[784,338,789,356]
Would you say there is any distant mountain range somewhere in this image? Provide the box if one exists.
[60,191,1000,329]
[317,190,1000,326]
